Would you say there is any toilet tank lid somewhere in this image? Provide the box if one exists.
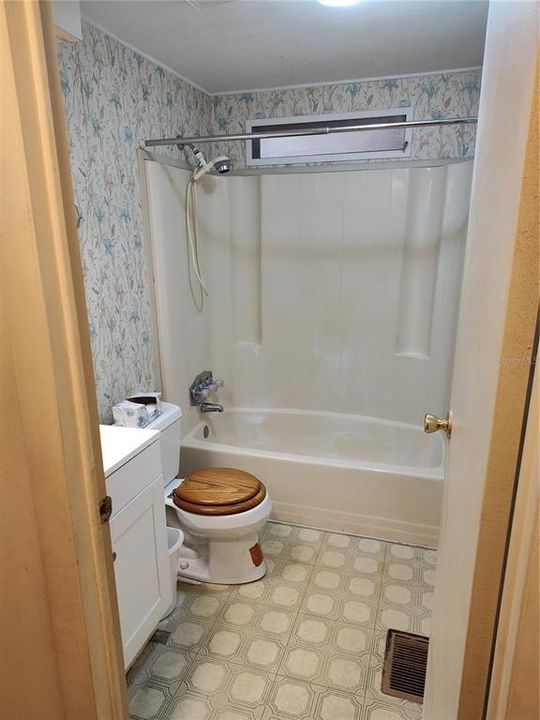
[147,401,182,430]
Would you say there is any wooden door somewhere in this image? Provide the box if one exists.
[0,1,128,718]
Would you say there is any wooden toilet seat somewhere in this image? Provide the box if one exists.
[172,467,267,516]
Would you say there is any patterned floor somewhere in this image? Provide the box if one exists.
[128,522,436,720]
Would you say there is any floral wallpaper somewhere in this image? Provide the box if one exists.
[212,69,482,168]
[58,21,481,422]
[57,22,212,422]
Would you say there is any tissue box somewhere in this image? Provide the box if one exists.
[127,392,162,420]
[112,400,152,428]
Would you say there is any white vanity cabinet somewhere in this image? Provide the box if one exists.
[99,426,171,669]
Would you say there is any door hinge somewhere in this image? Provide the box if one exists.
[99,495,113,523]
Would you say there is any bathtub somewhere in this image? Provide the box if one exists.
[180,408,444,547]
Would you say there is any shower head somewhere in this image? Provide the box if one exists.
[213,157,233,175]
[189,145,233,181]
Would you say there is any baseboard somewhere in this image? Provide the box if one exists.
[270,500,439,549]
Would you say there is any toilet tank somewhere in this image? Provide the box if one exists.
[146,402,182,485]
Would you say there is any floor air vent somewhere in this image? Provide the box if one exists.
[381,630,429,704]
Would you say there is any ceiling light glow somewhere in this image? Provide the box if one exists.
[318,0,363,7]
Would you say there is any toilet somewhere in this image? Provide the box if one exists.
[147,402,272,584]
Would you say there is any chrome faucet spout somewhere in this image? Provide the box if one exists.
[200,402,224,413]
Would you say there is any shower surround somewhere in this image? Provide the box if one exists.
[146,161,473,424]
[57,21,481,422]
[144,159,473,543]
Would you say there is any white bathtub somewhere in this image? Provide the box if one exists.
[180,408,444,547]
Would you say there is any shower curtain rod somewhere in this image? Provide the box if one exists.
[142,116,478,148]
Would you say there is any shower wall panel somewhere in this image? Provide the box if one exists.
[229,178,262,346]
[146,160,473,429]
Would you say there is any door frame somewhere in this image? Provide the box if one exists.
[0,1,127,717]
[2,1,537,718]
[486,360,538,719]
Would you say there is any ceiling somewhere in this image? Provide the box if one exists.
[81,0,488,94]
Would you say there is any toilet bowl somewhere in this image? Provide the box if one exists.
[146,402,272,584]
[164,474,271,584]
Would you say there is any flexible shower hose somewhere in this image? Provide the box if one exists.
[186,178,209,296]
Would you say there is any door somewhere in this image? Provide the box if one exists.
[111,477,171,669]
[0,2,128,718]
[423,3,538,719]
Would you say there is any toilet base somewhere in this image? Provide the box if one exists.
[176,535,267,584]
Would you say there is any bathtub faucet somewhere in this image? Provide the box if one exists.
[190,370,224,409]
[200,402,224,413]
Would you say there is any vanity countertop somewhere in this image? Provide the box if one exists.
[99,424,159,477]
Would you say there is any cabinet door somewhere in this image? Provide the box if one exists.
[110,476,171,669]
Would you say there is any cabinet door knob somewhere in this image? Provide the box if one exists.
[112,552,117,562]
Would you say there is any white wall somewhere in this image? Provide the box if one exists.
[145,160,472,432]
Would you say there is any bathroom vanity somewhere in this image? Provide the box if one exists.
[99,425,171,669]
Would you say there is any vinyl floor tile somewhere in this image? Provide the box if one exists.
[278,615,373,694]
[264,676,365,720]
[200,600,297,672]
[171,656,275,719]
[229,556,315,611]
[262,524,326,566]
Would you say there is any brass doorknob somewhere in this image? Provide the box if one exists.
[424,412,452,438]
